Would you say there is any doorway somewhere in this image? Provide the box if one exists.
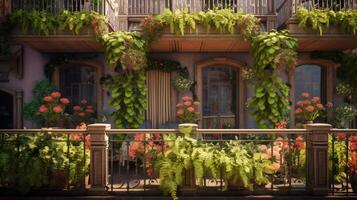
[0,90,13,129]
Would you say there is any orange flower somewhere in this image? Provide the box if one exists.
[273,163,281,172]
[182,96,192,101]
[73,105,81,111]
[187,107,194,112]
[301,92,309,98]
[80,99,88,104]
[311,97,320,103]
[295,108,303,114]
[176,103,183,107]
[78,112,86,117]
[51,91,61,98]
[39,105,48,113]
[183,101,192,106]
[305,105,315,112]
[52,105,63,113]
[60,98,70,104]
[295,136,305,149]
[176,109,184,116]
[43,96,54,102]
[316,103,324,109]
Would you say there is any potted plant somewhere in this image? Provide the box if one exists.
[37,91,70,127]
[294,92,325,124]
[176,96,200,136]
[71,99,95,127]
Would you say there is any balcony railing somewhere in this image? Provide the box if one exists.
[277,0,357,28]
[11,0,119,31]
[126,0,273,16]
[1,124,356,196]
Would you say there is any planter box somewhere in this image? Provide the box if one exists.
[13,26,96,36]
[287,18,347,35]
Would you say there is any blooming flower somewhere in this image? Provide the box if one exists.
[295,108,303,114]
[183,101,192,106]
[43,96,54,102]
[78,112,86,117]
[176,103,183,107]
[85,108,94,113]
[311,97,320,103]
[258,145,267,151]
[182,96,192,101]
[273,163,281,172]
[60,98,70,104]
[176,109,184,116]
[316,103,324,109]
[81,99,88,104]
[187,107,194,112]
[39,105,48,113]
[296,101,305,106]
[295,136,305,149]
[53,105,63,113]
[305,105,315,112]
[301,92,310,98]
[73,105,81,111]
[51,91,61,98]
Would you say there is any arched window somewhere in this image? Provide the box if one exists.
[59,64,97,109]
[295,64,326,102]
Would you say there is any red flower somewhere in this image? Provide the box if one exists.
[336,132,347,141]
[60,98,70,104]
[78,112,86,117]
[316,103,324,109]
[43,96,54,102]
[295,136,305,149]
[182,96,192,101]
[296,101,305,106]
[301,92,310,98]
[53,105,63,113]
[80,99,88,104]
[187,107,194,112]
[311,97,320,103]
[176,103,183,108]
[51,91,61,98]
[73,105,81,111]
[305,105,315,112]
[183,101,192,106]
[85,108,94,113]
[39,105,48,113]
[295,108,303,114]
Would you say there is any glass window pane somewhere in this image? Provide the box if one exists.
[295,64,322,101]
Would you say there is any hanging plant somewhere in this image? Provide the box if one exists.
[172,74,195,92]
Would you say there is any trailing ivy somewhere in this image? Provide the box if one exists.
[103,70,147,129]
[100,31,147,70]
[295,8,357,35]
[247,30,298,128]
[10,9,108,36]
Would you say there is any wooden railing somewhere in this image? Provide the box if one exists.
[11,0,119,30]
[1,124,356,196]
[277,0,357,28]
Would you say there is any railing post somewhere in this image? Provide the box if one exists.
[305,123,332,195]
[87,123,111,192]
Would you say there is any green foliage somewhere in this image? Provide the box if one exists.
[337,49,357,90]
[155,133,275,200]
[10,9,107,36]
[295,8,357,35]
[328,134,347,184]
[23,80,58,123]
[248,30,298,128]
[0,132,89,193]
[100,31,147,70]
[103,70,147,128]
[149,8,259,39]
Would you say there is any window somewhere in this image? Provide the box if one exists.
[295,64,326,102]
[59,65,97,109]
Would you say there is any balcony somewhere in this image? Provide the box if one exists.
[10,0,119,52]
[277,0,357,51]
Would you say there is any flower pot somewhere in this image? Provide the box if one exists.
[178,123,200,138]
[49,169,68,190]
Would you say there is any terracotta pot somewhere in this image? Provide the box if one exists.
[49,169,68,190]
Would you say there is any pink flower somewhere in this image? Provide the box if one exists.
[43,96,54,102]
[305,105,315,112]
[336,132,346,141]
[73,105,81,111]
[262,153,271,160]
[81,99,88,104]
[51,91,61,98]
[296,101,305,106]
[182,96,192,101]
[176,103,183,107]
[273,163,281,172]
[187,107,194,112]
[316,103,324,109]
[183,101,192,106]
[301,92,310,98]
[258,145,267,151]
[295,108,303,114]
[295,136,305,149]
[176,109,184,116]
[52,105,63,113]
[60,98,70,104]
[39,105,48,113]
[311,97,320,103]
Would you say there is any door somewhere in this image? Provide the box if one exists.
[0,90,13,129]
[201,65,239,128]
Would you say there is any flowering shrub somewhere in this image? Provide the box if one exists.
[139,16,164,43]
[176,96,200,124]
[38,91,70,126]
[72,99,95,126]
[295,92,325,122]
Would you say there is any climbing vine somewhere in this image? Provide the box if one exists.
[247,30,298,128]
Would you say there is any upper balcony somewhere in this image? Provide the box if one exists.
[9,0,119,52]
